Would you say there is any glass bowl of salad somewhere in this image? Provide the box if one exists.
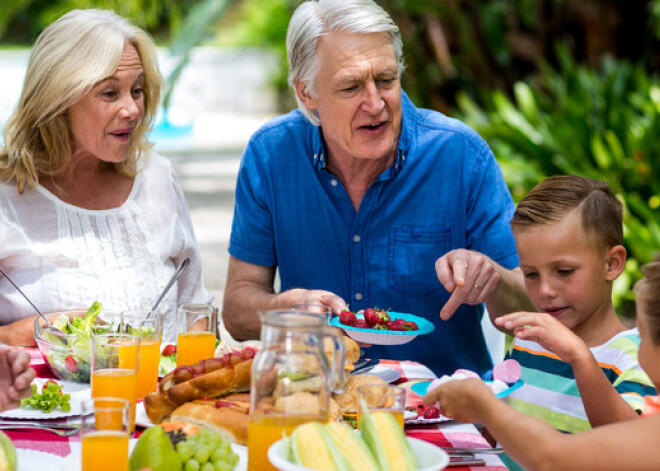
[33,303,109,383]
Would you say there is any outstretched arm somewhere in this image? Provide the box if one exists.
[435,249,534,322]
[221,256,347,340]
[496,312,640,426]
[424,378,660,471]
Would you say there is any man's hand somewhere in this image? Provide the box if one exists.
[495,312,588,364]
[293,290,348,317]
[436,249,503,320]
[0,345,35,412]
[423,378,496,423]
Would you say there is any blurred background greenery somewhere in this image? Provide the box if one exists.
[2,0,659,317]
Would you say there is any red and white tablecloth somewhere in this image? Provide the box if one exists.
[9,349,508,470]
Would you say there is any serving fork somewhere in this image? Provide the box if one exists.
[0,422,80,436]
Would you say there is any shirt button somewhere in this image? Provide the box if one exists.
[355,293,363,301]
[353,235,361,243]
[331,179,338,187]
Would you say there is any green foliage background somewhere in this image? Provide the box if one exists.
[2,0,660,316]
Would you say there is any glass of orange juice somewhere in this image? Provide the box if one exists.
[176,303,217,367]
[91,333,141,433]
[120,311,162,399]
[81,397,130,471]
[356,384,406,429]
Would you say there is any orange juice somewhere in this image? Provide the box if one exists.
[357,409,404,429]
[91,369,138,432]
[247,415,322,471]
[82,430,128,471]
[117,343,139,370]
[177,331,215,366]
[136,339,160,398]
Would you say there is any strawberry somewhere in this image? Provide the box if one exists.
[351,319,368,329]
[375,308,390,325]
[64,355,78,373]
[364,308,379,327]
[402,321,418,331]
[339,310,357,326]
[162,344,177,356]
[386,321,405,331]
[423,406,440,419]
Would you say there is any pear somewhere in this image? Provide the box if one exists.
[129,425,182,471]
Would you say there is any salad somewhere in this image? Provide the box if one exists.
[38,302,105,383]
[39,302,157,383]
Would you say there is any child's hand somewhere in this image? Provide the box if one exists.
[495,312,588,363]
[422,378,496,423]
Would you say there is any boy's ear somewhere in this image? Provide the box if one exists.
[605,245,627,281]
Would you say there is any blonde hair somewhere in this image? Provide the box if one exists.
[511,175,623,252]
[0,9,163,194]
[635,256,660,345]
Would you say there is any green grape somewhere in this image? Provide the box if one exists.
[215,462,232,471]
[178,441,194,462]
[211,447,227,463]
[185,459,200,471]
[201,462,215,471]
[194,446,211,463]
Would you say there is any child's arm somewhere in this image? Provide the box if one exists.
[424,378,660,471]
[496,312,639,426]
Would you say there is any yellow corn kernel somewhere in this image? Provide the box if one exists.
[373,412,410,470]
[293,422,337,471]
[325,422,379,471]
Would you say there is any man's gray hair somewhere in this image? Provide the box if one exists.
[286,0,404,126]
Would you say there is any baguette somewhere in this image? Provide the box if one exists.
[169,400,249,445]
[143,391,177,424]
[167,359,253,405]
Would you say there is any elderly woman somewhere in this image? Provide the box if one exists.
[0,10,210,345]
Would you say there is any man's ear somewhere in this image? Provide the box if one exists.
[605,245,627,281]
[295,80,316,110]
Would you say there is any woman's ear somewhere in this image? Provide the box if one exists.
[605,245,627,281]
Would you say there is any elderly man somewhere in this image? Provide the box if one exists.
[222,0,531,375]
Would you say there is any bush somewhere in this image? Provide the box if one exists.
[457,45,660,317]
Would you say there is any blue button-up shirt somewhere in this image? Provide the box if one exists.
[229,92,519,376]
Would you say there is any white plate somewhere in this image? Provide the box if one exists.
[134,401,153,428]
[367,365,402,384]
[63,439,247,471]
[17,449,65,471]
[0,378,91,420]
[268,435,448,471]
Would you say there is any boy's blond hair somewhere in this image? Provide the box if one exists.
[511,175,622,251]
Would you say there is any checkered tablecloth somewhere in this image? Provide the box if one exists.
[12,349,507,470]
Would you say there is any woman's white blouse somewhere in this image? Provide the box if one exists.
[0,154,211,341]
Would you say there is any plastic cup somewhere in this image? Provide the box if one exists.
[176,303,217,367]
[356,384,406,429]
[81,397,130,471]
[90,334,140,432]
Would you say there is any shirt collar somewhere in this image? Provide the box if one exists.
[310,89,414,173]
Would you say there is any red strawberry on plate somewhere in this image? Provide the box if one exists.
[352,319,368,329]
[364,308,379,327]
[339,310,357,326]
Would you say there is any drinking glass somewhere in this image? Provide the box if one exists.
[356,384,406,429]
[91,333,140,432]
[120,311,162,399]
[81,397,130,471]
[176,303,217,367]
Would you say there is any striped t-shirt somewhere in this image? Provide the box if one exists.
[504,328,656,433]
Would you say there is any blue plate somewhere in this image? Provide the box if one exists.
[330,311,435,346]
[411,379,524,399]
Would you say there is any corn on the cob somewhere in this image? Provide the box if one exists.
[360,409,418,471]
[289,422,343,471]
[324,422,379,471]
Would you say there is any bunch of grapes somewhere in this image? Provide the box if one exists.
[176,428,239,471]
